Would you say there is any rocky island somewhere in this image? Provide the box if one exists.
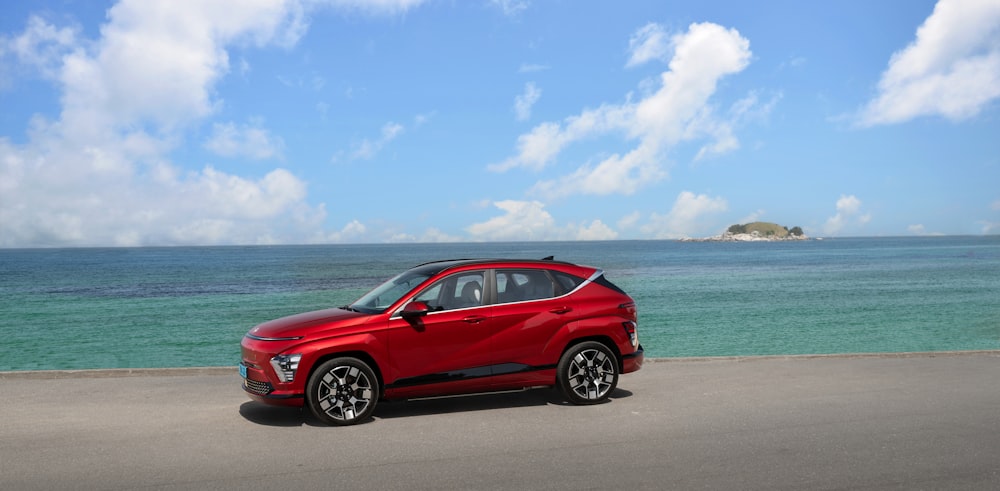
[682,221,810,242]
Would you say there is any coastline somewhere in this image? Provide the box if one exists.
[679,230,812,242]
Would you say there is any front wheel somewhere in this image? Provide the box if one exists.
[306,357,379,426]
[556,341,619,405]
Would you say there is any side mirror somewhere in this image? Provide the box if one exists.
[400,301,431,320]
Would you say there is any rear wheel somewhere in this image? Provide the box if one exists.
[306,357,379,426]
[556,341,619,404]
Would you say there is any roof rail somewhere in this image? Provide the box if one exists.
[413,258,482,268]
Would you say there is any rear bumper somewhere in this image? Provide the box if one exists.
[622,344,644,373]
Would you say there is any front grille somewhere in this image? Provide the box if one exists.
[244,377,273,396]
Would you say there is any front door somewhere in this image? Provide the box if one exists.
[385,270,493,396]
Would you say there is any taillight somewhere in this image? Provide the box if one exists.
[622,321,638,349]
[619,301,636,319]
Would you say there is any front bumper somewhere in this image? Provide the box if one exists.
[240,362,304,406]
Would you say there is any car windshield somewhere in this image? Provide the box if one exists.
[349,270,432,314]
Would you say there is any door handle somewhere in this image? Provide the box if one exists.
[549,307,573,314]
[463,315,487,324]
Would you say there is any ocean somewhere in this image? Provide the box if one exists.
[1,237,998,371]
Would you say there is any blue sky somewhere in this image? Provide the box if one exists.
[1,0,998,247]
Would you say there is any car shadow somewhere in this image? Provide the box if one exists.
[239,387,633,427]
[375,387,557,419]
[238,402,311,427]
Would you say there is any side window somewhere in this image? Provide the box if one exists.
[553,271,584,295]
[414,271,484,311]
[496,269,557,304]
[413,283,443,306]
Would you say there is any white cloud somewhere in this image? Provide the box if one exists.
[823,194,871,236]
[238,57,251,76]
[836,194,862,215]
[466,200,617,241]
[490,121,573,172]
[467,200,556,241]
[908,224,946,236]
[352,122,404,160]
[59,0,311,134]
[0,0,376,247]
[779,56,807,71]
[984,200,1000,234]
[693,90,781,161]
[490,0,530,17]
[569,220,618,241]
[417,227,463,243]
[0,134,324,246]
[414,112,434,126]
[617,211,641,230]
[641,191,728,239]
[323,0,428,16]
[514,82,542,121]
[858,0,1000,126]
[325,219,367,242]
[528,142,666,197]
[738,209,766,224]
[491,22,754,199]
[626,23,670,67]
[1,15,79,80]
[204,120,285,160]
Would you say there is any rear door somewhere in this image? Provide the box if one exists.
[489,268,579,372]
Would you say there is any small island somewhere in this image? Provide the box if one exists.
[681,221,810,242]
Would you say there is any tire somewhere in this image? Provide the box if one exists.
[556,341,619,405]
[306,357,379,426]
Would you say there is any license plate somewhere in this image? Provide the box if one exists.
[239,363,248,379]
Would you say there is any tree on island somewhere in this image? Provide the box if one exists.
[726,222,804,238]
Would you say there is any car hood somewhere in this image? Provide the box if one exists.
[247,307,370,339]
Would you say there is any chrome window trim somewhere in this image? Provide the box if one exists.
[389,267,602,317]
[490,267,596,305]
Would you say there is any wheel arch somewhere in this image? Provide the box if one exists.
[309,350,386,397]
[559,335,623,371]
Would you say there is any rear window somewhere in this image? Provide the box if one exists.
[495,269,586,303]
[496,269,553,303]
[553,271,584,294]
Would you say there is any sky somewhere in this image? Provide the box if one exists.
[1,0,999,247]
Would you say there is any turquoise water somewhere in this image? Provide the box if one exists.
[1,237,998,371]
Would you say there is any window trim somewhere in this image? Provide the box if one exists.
[391,267,601,317]
[491,268,589,306]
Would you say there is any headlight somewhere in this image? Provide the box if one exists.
[270,354,302,382]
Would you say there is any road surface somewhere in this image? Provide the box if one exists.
[2,352,999,490]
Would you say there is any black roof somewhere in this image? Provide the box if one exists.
[409,257,575,276]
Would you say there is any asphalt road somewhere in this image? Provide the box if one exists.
[2,353,999,490]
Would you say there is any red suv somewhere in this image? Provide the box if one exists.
[240,258,643,425]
